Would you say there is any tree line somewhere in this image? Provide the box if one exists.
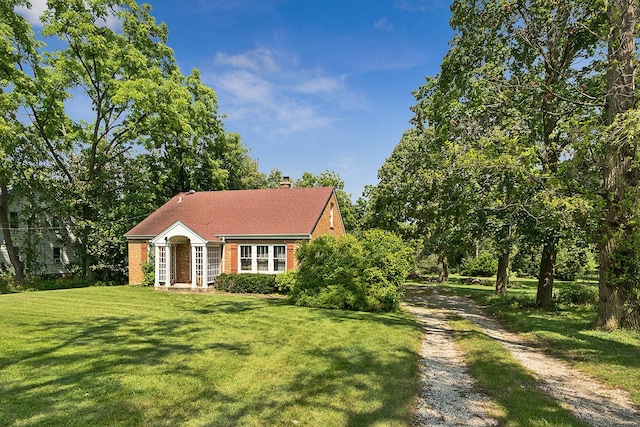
[363,0,640,330]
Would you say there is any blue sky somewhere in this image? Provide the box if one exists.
[18,0,453,199]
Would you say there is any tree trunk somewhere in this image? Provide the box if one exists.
[595,0,640,330]
[439,255,449,282]
[496,252,509,295]
[0,183,24,283]
[536,239,558,309]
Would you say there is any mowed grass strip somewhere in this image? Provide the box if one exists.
[0,286,422,427]
[448,317,586,427]
[436,279,640,406]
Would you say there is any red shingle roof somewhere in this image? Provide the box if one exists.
[125,187,335,240]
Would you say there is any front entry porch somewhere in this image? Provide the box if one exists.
[151,222,222,290]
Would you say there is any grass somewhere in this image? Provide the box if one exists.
[0,286,422,426]
[431,277,640,407]
[449,317,585,426]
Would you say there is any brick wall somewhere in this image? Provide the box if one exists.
[127,240,148,285]
[311,192,345,238]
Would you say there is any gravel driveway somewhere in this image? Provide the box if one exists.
[403,284,640,427]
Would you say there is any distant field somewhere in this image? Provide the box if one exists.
[0,287,421,427]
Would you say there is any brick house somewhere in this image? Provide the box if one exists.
[125,184,345,289]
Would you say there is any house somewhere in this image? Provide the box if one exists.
[124,184,345,289]
[0,195,74,276]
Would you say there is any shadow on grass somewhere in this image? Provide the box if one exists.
[1,293,420,426]
[451,325,584,426]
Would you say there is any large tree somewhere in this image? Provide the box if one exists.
[0,0,45,282]
[595,0,640,329]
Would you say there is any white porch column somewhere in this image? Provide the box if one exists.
[191,244,198,288]
[154,244,160,287]
[165,244,171,288]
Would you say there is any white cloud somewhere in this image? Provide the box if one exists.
[14,0,122,31]
[296,76,344,95]
[374,17,394,32]
[14,0,47,27]
[394,0,446,12]
[207,47,361,136]
[214,48,278,73]
[215,70,274,104]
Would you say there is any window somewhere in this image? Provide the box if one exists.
[240,245,252,271]
[195,246,203,284]
[330,202,334,229]
[9,212,18,229]
[238,244,287,273]
[256,245,269,272]
[208,246,220,279]
[53,247,61,263]
[158,246,166,283]
[273,245,286,272]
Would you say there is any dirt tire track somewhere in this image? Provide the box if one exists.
[404,285,640,427]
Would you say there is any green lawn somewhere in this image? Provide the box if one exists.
[432,278,640,407]
[0,287,422,427]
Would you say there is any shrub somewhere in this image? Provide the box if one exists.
[141,262,155,286]
[555,245,589,281]
[214,273,280,294]
[289,230,413,312]
[460,250,498,277]
[556,283,598,306]
[275,270,297,294]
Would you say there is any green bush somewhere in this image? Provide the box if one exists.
[460,250,498,277]
[214,273,281,294]
[275,270,297,294]
[140,262,155,286]
[555,245,589,281]
[289,230,414,312]
[0,275,121,293]
[556,283,598,306]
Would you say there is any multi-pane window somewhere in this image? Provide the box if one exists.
[257,245,269,272]
[53,247,61,263]
[273,246,286,272]
[195,246,203,284]
[9,212,18,229]
[238,244,287,273]
[158,246,166,283]
[208,246,220,279]
[240,245,252,271]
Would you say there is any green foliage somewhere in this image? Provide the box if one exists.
[556,284,598,306]
[214,273,280,294]
[555,243,590,282]
[460,250,498,277]
[289,230,413,312]
[140,261,154,286]
[0,275,121,293]
[512,246,540,279]
[274,269,297,294]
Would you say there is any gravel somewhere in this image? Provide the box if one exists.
[404,285,640,427]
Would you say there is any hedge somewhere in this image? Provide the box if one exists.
[213,273,282,294]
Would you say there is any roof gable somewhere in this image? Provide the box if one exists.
[125,187,336,241]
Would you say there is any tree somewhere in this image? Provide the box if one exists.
[0,0,44,282]
[595,0,640,329]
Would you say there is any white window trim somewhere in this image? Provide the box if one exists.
[238,244,287,274]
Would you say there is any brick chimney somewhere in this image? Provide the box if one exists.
[280,176,292,188]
